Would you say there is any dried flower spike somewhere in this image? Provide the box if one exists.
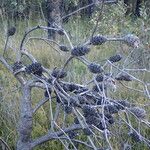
[7,27,16,36]
[95,74,104,82]
[123,34,140,48]
[90,35,107,45]
[52,68,67,78]
[26,62,43,76]
[71,46,90,56]
[12,62,24,72]
[59,45,69,52]
[108,54,122,63]
[115,73,132,81]
[129,107,146,119]
[88,63,103,74]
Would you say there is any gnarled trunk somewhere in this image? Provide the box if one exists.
[17,85,32,150]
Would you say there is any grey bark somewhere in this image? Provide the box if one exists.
[17,84,32,150]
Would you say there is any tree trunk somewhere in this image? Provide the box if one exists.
[46,0,62,39]
[17,85,32,150]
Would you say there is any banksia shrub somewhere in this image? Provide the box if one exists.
[2,15,149,150]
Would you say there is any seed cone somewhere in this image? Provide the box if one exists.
[52,68,67,78]
[7,27,16,36]
[115,73,132,81]
[71,46,90,56]
[88,63,103,74]
[90,35,107,45]
[129,107,146,119]
[26,62,43,76]
[59,45,69,52]
[123,34,140,48]
[109,54,122,63]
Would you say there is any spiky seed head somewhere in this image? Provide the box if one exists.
[95,74,104,82]
[115,73,132,81]
[59,45,69,52]
[78,96,86,104]
[115,100,131,110]
[7,27,16,36]
[71,46,90,56]
[64,105,72,114]
[63,83,79,92]
[104,104,119,114]
[88,63,103,74]
[123,34,140,48]
[129,107,146,119]
[26,62,43,76]
[12,61,23,72]
[108,54,122,63]
[90,35,107,45]
[105,114,114,124]
[82,105,97,116]
[52,68,67,78]
[85,115,100,125]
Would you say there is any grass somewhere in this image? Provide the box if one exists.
[0,2,150,149]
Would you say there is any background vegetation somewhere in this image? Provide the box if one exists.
[0,0,150,149]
